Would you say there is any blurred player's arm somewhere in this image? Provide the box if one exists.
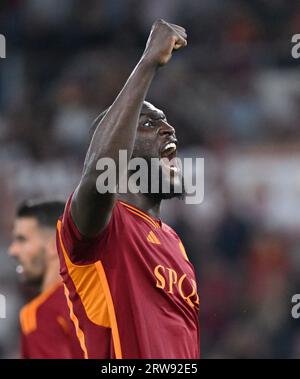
[71,20,187,237]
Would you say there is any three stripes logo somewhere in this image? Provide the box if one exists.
[147,231,160,245]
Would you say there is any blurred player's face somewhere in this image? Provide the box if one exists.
[132,101,184,199]
[9,217,47,286]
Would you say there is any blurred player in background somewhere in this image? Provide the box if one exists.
[57,19,199,359]
[9,200,83,358]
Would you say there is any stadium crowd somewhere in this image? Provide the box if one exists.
[1,0,300,358]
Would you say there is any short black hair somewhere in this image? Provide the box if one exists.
[16,199,65,228]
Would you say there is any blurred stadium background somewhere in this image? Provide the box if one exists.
[1,0,300,358]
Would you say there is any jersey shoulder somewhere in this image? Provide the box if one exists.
[162,222,191,262]
[20,282,65,335]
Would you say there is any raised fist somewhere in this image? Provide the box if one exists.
[142,19,187,66]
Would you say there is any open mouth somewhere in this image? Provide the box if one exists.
[161,142,177,160]
[160,142,179,173]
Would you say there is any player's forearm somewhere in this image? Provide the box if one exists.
[82,57,157,181]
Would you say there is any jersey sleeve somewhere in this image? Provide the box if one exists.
[58,194,112,264]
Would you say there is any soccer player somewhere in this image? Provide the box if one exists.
[9,200,83,358]
[57,19,200,359]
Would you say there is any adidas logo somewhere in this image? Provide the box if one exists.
[147,231,160,245]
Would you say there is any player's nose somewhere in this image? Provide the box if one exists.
[158,120,176,136]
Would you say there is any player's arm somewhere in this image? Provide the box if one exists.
[71,20,187,237]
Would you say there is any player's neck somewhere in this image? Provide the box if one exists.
[41,258,61,293]
[117,193,161,219]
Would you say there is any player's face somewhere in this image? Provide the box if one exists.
[9,218,47,286]
[132,102,184,199]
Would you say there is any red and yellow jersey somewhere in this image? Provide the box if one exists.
[56,197,200,359]
[20,282,84,359]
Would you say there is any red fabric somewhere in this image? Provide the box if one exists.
[20,284,84,359]
[57,197,200,359]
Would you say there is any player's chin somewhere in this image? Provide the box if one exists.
[160,169,185,200]
[159,191,184,200]
[22,271,43,286]
[19,273,32,285]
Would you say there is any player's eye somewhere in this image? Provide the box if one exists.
[16,236,26,242]
[143,120,153,128]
